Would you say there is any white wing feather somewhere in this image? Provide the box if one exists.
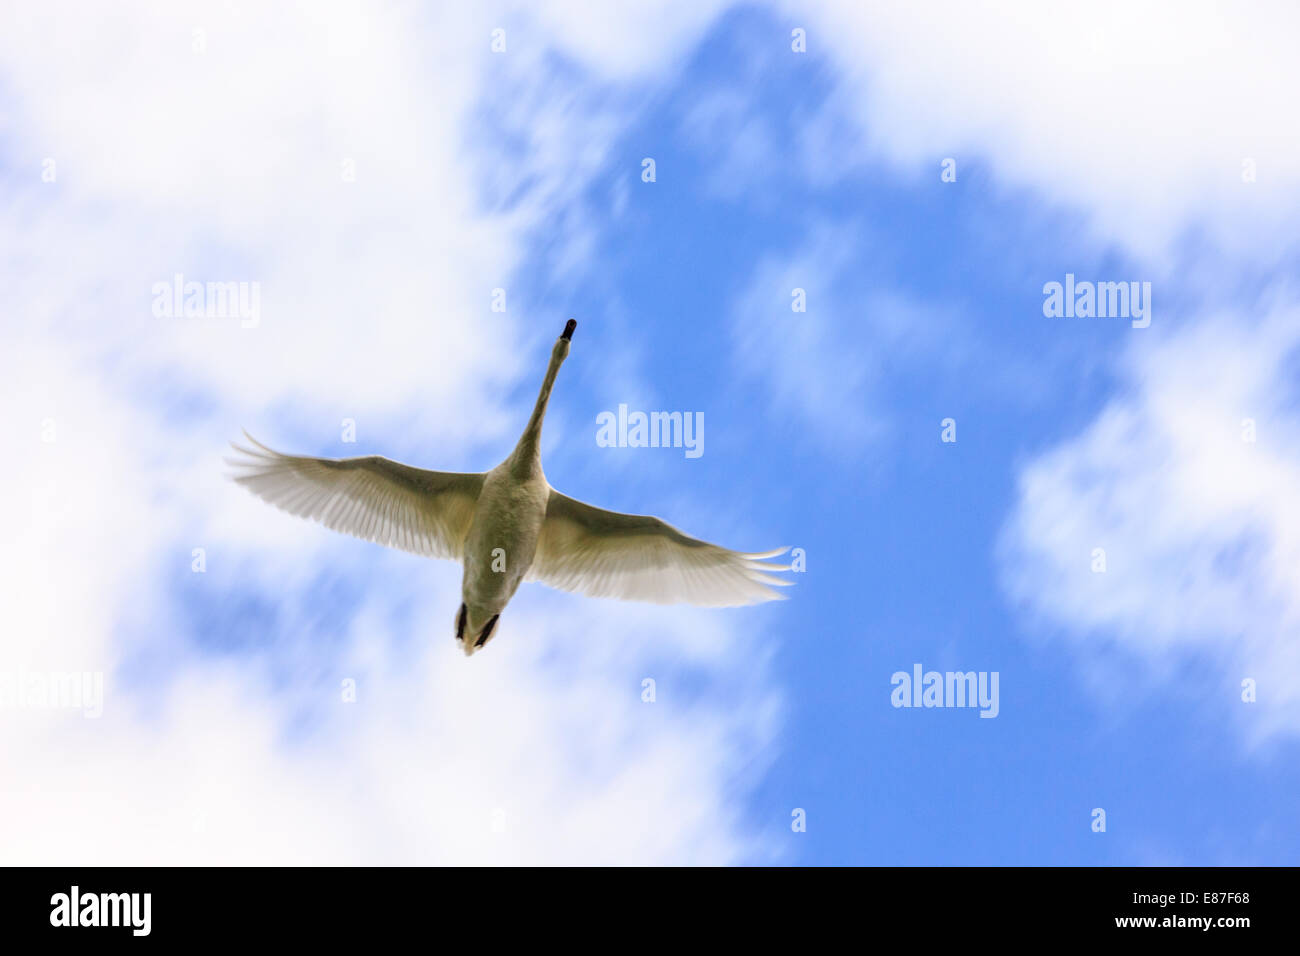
[226,433,483,560]
[529,489,792,606]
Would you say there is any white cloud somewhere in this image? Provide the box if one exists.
[0,1,781,864]
[999,304,1300,743]
[15,0,1294,864]
[524,0,727,80]
[753,0,1300,743]
[796,0,1300,265]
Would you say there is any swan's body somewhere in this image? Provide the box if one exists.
[228,320,792,654]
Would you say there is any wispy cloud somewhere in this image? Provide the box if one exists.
[0,0,782,864]
[729,224,967,451]
[792,0,1300,264]
[999,303,1300,744]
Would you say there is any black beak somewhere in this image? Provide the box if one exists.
[561,319,576,341]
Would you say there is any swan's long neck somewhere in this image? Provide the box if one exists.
[510,328,572,474]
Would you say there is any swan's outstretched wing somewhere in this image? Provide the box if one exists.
[226,433,483,560]
[528,489,792,606]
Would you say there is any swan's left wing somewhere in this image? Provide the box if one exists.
[528,489,792,606]
[226,433,483,560]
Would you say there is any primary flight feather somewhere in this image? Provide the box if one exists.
[227,319,792,654]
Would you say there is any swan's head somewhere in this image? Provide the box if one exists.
[455,602,500,656]
[552,318,576,362]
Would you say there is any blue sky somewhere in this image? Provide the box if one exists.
[501,7,1300,863]
[3,2,1299,864]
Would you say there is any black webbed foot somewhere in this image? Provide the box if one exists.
[474,614,500,648]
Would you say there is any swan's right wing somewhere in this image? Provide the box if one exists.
[226,433,483,560]
[529,490,792,606]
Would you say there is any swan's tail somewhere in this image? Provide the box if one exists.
[454,603,500,656]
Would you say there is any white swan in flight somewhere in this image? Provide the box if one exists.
[227,320,792,654]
